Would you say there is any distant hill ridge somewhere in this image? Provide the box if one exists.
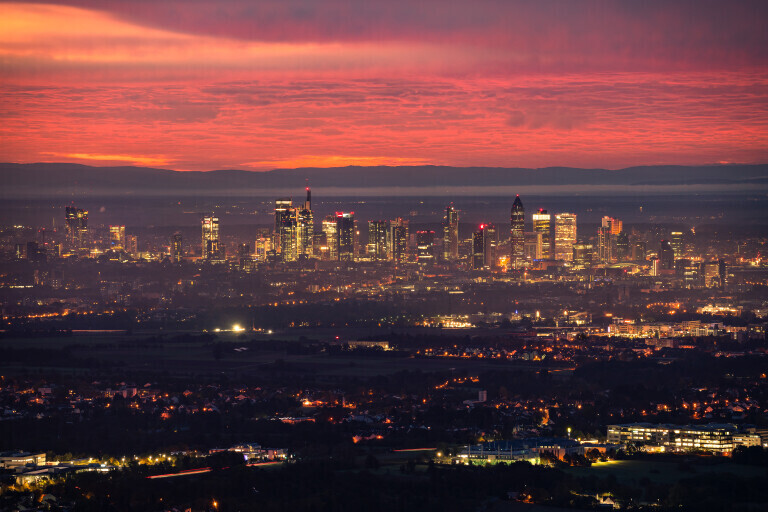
[1,162,766,197]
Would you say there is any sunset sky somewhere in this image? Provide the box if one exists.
[1,0,767,171]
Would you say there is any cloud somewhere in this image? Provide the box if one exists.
[44,152,172,167]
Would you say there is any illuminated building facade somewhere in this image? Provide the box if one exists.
[483,223,497,268]
[524,232,543,261]
[532,209,551,259]
[572,243,593,266]
[170,233,182,262]
[670,231,684,258]
[322,216,338,260]
[297,188,314,258]
[368,220,389,261]
[510,195,525,268]
[109,225,125,251]
[443,205,459,261]
[472,227,485,270]
[390,218,409,263]
[65,206,89,253]
[607,423,760,454]
[554,213,577,261]
[416,230,435,265]
[336,212,355,261]
[125,235,138,255]
[659,240,675,270]
[201,214,224,262]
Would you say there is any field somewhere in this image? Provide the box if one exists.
[566,459,766,486]
[0,330,566,378]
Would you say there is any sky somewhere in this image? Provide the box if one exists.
[1,0,767,171]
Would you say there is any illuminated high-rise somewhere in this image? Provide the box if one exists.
[274,198,293,259]
[416,230,435,265]
[109,225,125,251]
[322,216,338,260]
[336,212,355,261]
[65,206,88,253]
[597,216,620,263]
[170,233,183,263]
[390,218,409,263]
[532,209,551,259]
[472,227,486,270]
[297,188,314,258]
[201,214,223,262]
[659,240,675,270]
[670,231,684,258]
[443,205,459,261]
[483,223,497,268]
[572,243,593,266]
[368,220,389,261]
[125,235,138,255]
[510,195,525,268]
[554,213,577,261]
[615,232,630,261]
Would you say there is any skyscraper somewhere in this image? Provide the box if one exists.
[125,235,138,255]
[443,205,459,261]
[322,216,338,260]
[510,195,525,268]
[659,240,675,270]
[336,212,355,261]
[109,225,126,251]
[297,188,314,258]
[202,214,223,262]
[554,213,577,261]
[416,230,435,265]
[572,243,593,266]
[65,206,88,253]
[597,225,612,263]
[274,198,293,260]
[368,220,389,261]
[472,226,486,270]
[390,218,409,263]
[483,223,497,268]
[170,233,183,263]
[670,231,684,258]
[532,209,551,259]
[615,231,629,261]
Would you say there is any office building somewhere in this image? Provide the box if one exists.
[524,232,543,262]
[109,225,125,251]
[202,214,224,262]
[483,223,497,268]
[65,206,89,253]
[443,205,459,261]
[510,195,525,268]
[554,213,577,261]
[390,218,409,263]
[125,235,138,255]
[170,233,183,263]
[607,423,761,454]
[336,212,355,261]
[572,243,593,266]
[615,231,629,261]
[416,230,435,265]
[274,198,293,260]
[670,231,684,258]
[297,188,314,258]
[659,240,675,270]
[322,216,338,260]
[532,209,551,259]
[472,227,485,270]
[368,220,389,261]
